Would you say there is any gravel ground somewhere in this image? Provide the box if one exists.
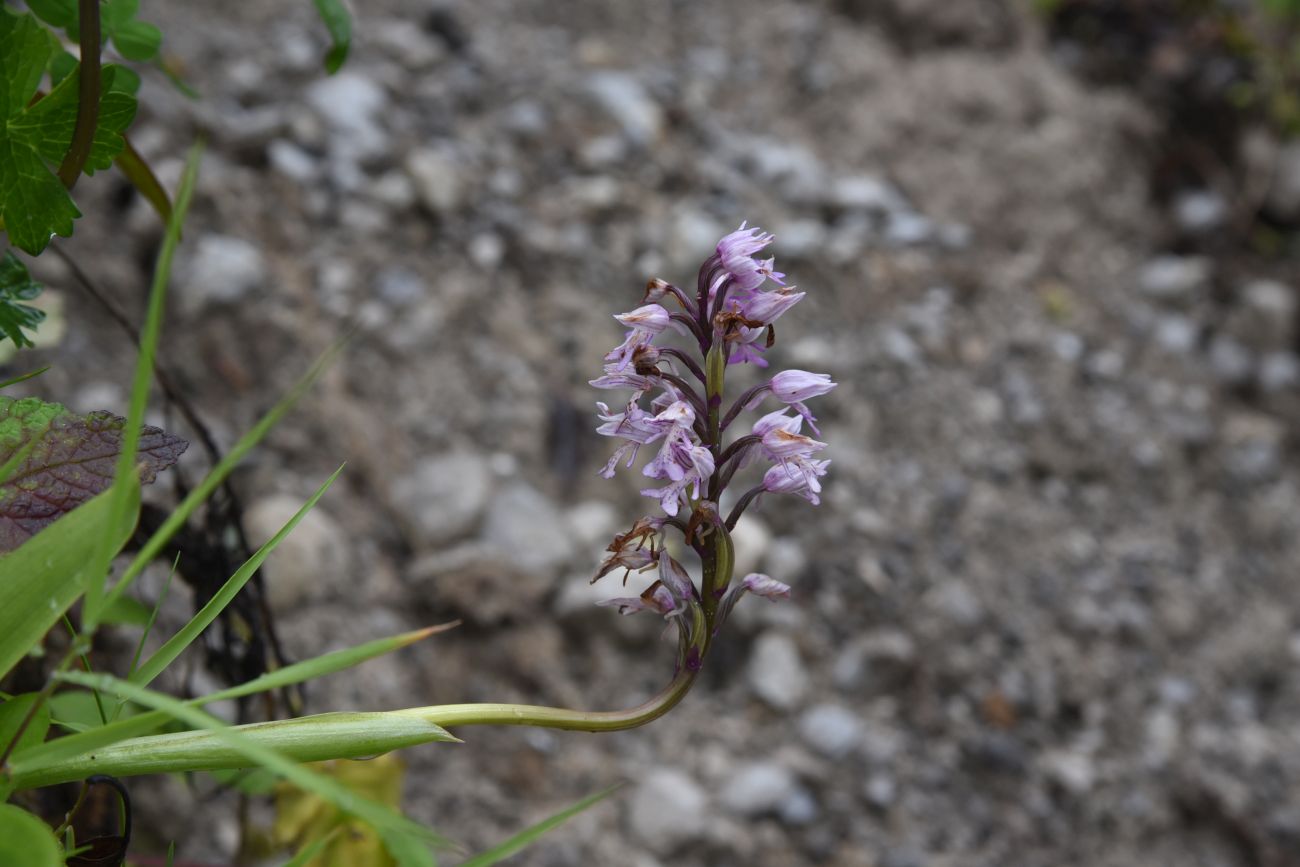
[16,1,1300,865]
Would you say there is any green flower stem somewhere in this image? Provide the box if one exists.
[6,668,698,791]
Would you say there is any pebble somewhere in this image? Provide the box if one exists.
[720,762,799,817]
[747,631,809,711]
[729,515,772,579]
[863,773,896,808]
[830,174,909,213]
[628,769,708,854]
[406,147,464,214]
[1266,140,1300,220]
[585,72,664,145]
[1171,189,1226,234]
[1153,316,1197,354]
[1137,255,1209,304]
[1259,352,1300,392]
[245,495,351,609]
[389,451,493,547]
[267,139,319,183]
[481,483,575,578]
[833,629,917,693]
[178,235,267,313]
[305,72,389,160]
[799,704,864,759]
[1208,334,1254,386]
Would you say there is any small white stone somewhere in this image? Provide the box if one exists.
[245,494,351,609]
[390,452,494,548]
[799,704,864,759]
[720,762,798,817]
[406,147,463,214]
[747,631,808,711]
[628,769,708,854]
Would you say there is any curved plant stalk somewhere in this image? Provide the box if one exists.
[6,667,699,790]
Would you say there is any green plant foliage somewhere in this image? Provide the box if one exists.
[312,0,352,74]
[102,0,162,61]
[0,803,61,867]
[456,787,622,867]
[0,692,52,756]
[0,9,138,254]
[0,250,45,347]
[0,478,138,681]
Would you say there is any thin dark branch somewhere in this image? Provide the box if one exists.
[725,485,765,531]
[720,383,770,433]
[658,347,706,385]
[57,0,102,188]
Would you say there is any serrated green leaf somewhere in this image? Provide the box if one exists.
[9,65,138,173]
[312,0,351,74]
[0,11,140,254]
[0,804,61,867]
[108,65,141,95]
[48,50,77,87]
[0,250,45,348]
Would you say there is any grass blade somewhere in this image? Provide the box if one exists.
[455,786,622,867]
[129,466,344,690]
[84,142,201,631]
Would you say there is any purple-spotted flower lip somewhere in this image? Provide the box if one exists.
[715,224,786,293]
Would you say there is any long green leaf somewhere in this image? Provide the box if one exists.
[128,465,344,690]
[456,786,622,867]
[312,0,351,73]
[84,142,200,630]
[46,671,452,853]
[11,623,453,776]
[0,480,139,680]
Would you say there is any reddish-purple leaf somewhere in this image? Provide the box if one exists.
[0,396,187,552]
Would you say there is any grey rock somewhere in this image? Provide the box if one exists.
[1138,255,1210,304]
[405,147,463,214]
[833,629,917,693]
[1259,352,1300,392]
[372,20,446,70]
[1240,279,1297,348]
[482,483,575,578]
[1208,334,1254,386]
[179,235,267,313]
[720,762,798,817]
[585,72,663,145]
[730,515,771,580]
[881,327,923,368]
[1172,189,1227,234]
[799,704,864,759]
[779,788,819,826]
[884,211,934,246]
[305,72,389,160]
[739,138,826,203]
[1267,140,1300,220]
[245,494,350,609]
[390,451,493,547]
[1221,412,1285,485]
[830,174,909,213]
[267,139,319,183]
[628,769,708,854]
[1154,316,1198,354]
[927,580,983,626]
[864,773,896,808]
[748,631,809,711]
[774,219,829,258]
[1041,749,1096,794]
[374,266,426,306]
[468,233,505,269]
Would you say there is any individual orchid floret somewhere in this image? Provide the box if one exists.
[762,458,830,504]
[742,572,792,600]
[597,583,677,617]
[614,303,672,333]
[769,369,836,433]
[715,224,784,294]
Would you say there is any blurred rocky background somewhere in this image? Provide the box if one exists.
[14,0,1300,864]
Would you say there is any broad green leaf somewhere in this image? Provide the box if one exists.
[110,19,162,61]
[312,0,351,74]
[48,50,77,86]
[99,594,151,627]
[48,689,114,733]
[0,250,45,348]
[0,396,187,552]
[0,479,138,681]
[47,671,453,853]
[24,0,76,31]
[129,466,344,690]
[456,787,621,867]
[0,804,61,867]
[0,692,51,757]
